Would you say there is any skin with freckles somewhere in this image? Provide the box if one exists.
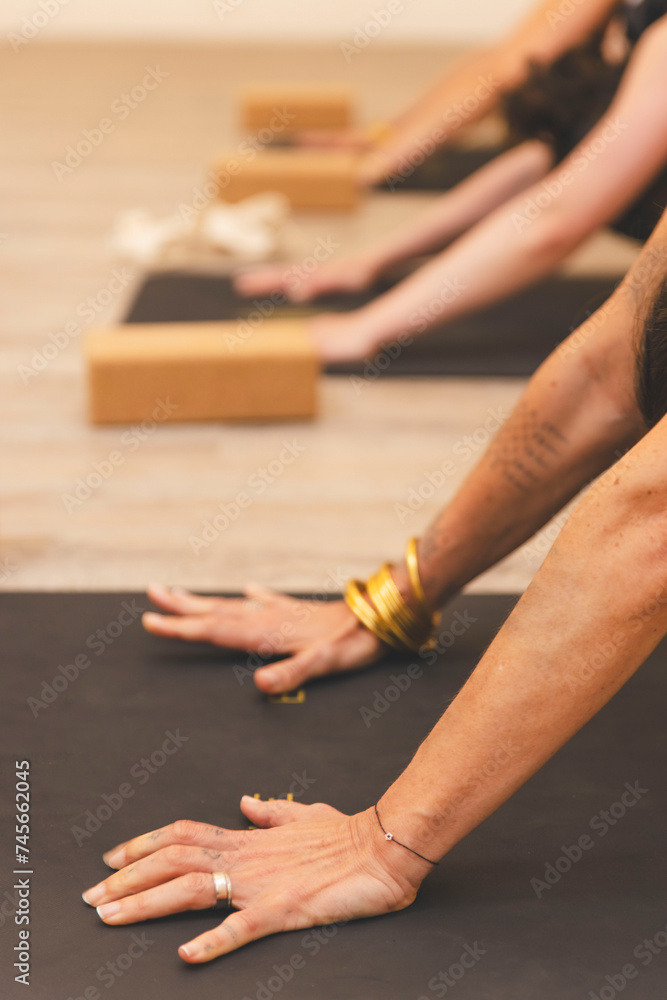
[83,799,427,963]
[87,214,667,961]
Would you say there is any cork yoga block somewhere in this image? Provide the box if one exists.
[241,85,354,132]
[214,150,360,211]
[84,321,319,424]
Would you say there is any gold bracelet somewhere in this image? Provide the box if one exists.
[405,537,432,623]
[345,545,439,652]
[367,565,429,650]
[344,578,405,651]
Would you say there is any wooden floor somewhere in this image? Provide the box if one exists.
[1,42,640,594]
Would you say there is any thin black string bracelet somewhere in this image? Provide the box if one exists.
[374,803,439,866]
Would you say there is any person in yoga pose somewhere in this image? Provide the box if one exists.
[301,0,665,185]
[82,205,667,963]
[236,2,667,363]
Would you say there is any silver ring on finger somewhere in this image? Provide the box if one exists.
[212,870,233,910]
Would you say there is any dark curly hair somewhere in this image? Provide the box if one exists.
[635,274,667,427]
[503,34,626,163]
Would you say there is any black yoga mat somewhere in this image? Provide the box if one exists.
[1,592,666,999]
[124,271,619,377]
[374,145,502,193]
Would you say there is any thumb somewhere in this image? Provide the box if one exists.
[240,795,310,828]
[254,644,334,694]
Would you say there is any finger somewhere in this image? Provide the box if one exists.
[180,908,278,962]
[141,611,221,641]
[147,583,220,616]
[101,819,242,869]
[94,871,219,925]
[254,643,335,694]
[83,844,238,907]
[239,795,312,828]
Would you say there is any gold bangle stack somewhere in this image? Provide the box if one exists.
[345,537,439,652]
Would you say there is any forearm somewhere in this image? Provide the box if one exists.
[365,0,619,183]
[370,47,508,181]
[365,140,552,274]
[393,291,643,609]
[356,195,590,349]
[381,430,667,863]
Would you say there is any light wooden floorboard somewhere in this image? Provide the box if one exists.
[1,42,640,593]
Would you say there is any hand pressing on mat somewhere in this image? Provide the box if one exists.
[234,253,380,302]
[143,583,383,693]
[82,799,429,962]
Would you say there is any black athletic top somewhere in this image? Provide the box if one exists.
[504,0,667,241]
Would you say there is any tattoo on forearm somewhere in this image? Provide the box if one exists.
[488,404,568,493]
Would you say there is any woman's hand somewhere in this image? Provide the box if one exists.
[307,311,382,362]
[233,253,380,303]
[143,584,383,693]
[82,798,429,963]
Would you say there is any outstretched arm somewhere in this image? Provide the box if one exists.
[87,262,667,963]
[235,140,552,302]
[144,230,652,691]
[380,410,667,862]
[311,17,667,363]
[360,0,619,184]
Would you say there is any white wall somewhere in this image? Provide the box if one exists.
[2,0,536,44]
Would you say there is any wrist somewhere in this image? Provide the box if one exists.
[352,806,432,899]
[375,789,449,873]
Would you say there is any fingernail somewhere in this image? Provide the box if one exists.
[142,612,161,626]
[97,902,121,920]
[179,945,192,959]
[82,884,105,906]
[241,794,254,804]
[259,669,278,689]
[103,848,126,868]
[170,586,188,595]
